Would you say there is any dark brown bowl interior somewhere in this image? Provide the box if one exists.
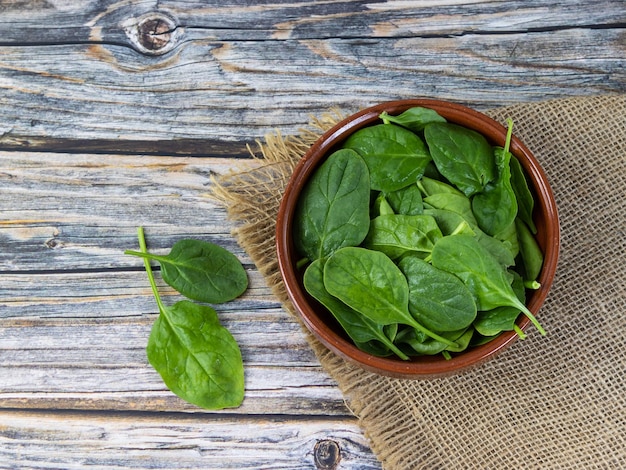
[276,99,560,379]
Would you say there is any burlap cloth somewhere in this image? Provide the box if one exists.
[211,95,625,469]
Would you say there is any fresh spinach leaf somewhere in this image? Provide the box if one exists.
[424,193,515,267]
[473,271,526,338]
[472,120,518,236]
[293,148,370,261]
[147,300,245,410]
[423,208,475,237]
[323,247,457,346]
[343,124,431,192]
[510,155,537,234]
[371,192,395,218]
[362,214,443,259]
[431,234,545,335]
[395,327,466,356]
[126,239,248,304]
[132,227,244,410]
[303,259,409,360]
[418,176,464,198]
[516,217,544,283]
[398,254,477,332]
[386,183,424,215]
[379,106,447,132]
[424,122,496,197]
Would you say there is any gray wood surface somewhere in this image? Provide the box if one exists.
[1,0,624,468]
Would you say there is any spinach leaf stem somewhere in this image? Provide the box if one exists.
[136,226,166,315]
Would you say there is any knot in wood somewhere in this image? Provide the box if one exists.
[126,13,180,56]
[313,439,341,469]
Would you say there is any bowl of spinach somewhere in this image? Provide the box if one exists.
[276,99,559,378]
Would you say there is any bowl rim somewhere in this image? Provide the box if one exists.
[276,99,560,379]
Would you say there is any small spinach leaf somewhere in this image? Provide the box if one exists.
[386,183,423,215]
[473,271,526,337]
[125,239,248,304]
[379,106,447,132]
[343,124,431,192]
[362,214,443,259]
[516,217,544,283]
[472,120,518,236]
[293,148,371,261]
[510,155,537,234]
[472,147,518,236]
[147,300,245,410]
[424,122,496,197]
[398,254,477,332]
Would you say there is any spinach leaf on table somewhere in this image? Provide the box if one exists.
[424,122,496,197]
[293,148,371,261]
[125,239,248,304]
[431,234,546,335]
[147,300,245,410]
[343,124,431,192]
[130,227,245,410]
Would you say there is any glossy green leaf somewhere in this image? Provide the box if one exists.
[324,247,457,346]
[418,176,464,198]
[424,122,496,197]
[126,239,248,304]
[474,272,526,337]
[472,147,518,236]
[431,234,545,335]
[379,106,446,132]
[343,124,431,192]
[386,183,423,215]
[147,300,244,410]
[303,259,408,360]
[293,148,371,261]
[362,214,443,259]
[516,217,544,282]
[398,255,476,332]
[510,156,537,234]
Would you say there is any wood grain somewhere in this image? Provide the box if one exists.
[0,410,381,469]
[0,1,623,154]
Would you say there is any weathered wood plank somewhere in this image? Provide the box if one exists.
[0,153,259,270]
[0,268,351,414]
[0,0,622,43]
[0,1,623,153]
[0,410,382,469]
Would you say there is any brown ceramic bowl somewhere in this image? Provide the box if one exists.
[276,99,559,379]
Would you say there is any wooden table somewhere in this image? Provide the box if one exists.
[1,1,623,468]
